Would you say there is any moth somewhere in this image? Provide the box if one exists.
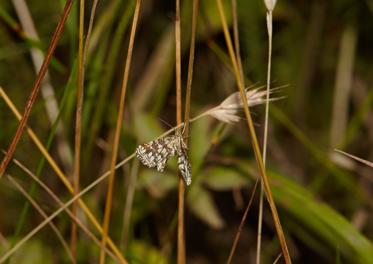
[136,129,192,186]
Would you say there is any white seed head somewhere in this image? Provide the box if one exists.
[207,86,283,124]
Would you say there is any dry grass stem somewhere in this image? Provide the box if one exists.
[330,26,357,147]
[0,0,73,177]
[71,0,99,258]
[121,160,140,249]
[71,0,85,258]
[227,179,259,264]
[335,149,373,169]
[6,175,74,262]
[273,253,283,264]
[231,0,244,80]
[215,0,292,262]
[8,157,118,261]
[257,5,275,263]
[99,1,142,263]
[12,0,72,170]
[174,0,186,262]
[0,87,127,263]
[177,0,199,261]
[0,160,128,263]
[183,0,199,135]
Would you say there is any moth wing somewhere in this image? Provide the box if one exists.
[156,157,168,172]
[177,148,192,185]
[136,143,158,168]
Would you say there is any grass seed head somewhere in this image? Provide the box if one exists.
[207,86,283,124]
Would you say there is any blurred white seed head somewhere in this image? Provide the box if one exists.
[207,86,283,124]
[264,0,277,12]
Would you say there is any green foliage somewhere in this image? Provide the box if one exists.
[127,240,168,264]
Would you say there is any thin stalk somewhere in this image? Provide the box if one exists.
[12,67,73,243]
[231,0,244,80]
[183,0,199,135]
[178,0,199,261]
[0,0,74,177]
[227,179,259,264]
[71,0,85,258]
[273,253,283,264]
[214,1,292,263]
[0,157,133,263]
[71,0,100,257]
[12,0,73,171]
[85,0,135,167]
[257,10,273,264]
[175,0,185,262]
[227,2,259,261]
[121,159,140,250]
[0,87,127,263]
[7,175,74,262]
[99,1,142,263]
[334,149,373,169]
[9,158,118,261]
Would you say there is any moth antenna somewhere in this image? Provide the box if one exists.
[159,118,173,129]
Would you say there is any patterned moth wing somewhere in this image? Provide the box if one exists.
[136,137,175,172]
[177,147,192,186]
[136,129,192,185]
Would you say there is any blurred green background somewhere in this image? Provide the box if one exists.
[0,0,373,263]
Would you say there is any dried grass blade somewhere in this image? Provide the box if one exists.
[9,157,118,261]
[175,0,186,262]
[335,149,373,169]
[0,0,74,177]
[214,0,292,262]
[99,0,142,263]
[0,87,127,263]
[71,0,86,258]
[7,175,74,262]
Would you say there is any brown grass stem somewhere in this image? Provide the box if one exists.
[227,1,252,259]
[227,179,259,264]
[8,158,118,261]
[0,87,127,263]
[178,0,199,262]
[175,0,182,127]
[6,175,74,262]
[71,0,85,259]
[121,159,140,250]
[231,0,244,81]
[99,1,142,263]
[214,0,292,263]
[71,0,100,258]
[0,0,73,177]
[12,0,73,171]
[0,156,133,263]
[183,0,199,136]
[335,149,373,168]
[175,0,186,262]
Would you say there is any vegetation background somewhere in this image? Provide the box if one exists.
[0,0,372,263]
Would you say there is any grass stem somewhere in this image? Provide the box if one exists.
[99,1,141,263]
[214,1,292,262]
